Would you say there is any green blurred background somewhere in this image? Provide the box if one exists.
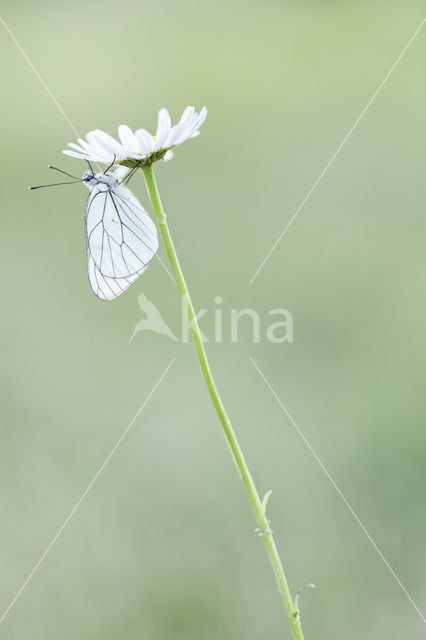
[1,1,425,638]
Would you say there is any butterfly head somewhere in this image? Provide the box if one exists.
[82,170,118,189]
[82,170,96,185]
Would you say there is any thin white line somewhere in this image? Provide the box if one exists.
[250,356,426,624]
[249,16,426,284]
[156,254,176,282]
[0,15,80,138]
[0,357,176,626]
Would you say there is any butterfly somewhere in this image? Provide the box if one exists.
[31,163,159,301]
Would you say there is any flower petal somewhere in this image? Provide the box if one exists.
[63,107,206,167]
[165,122,185,146]
[118,125,138,152]
[194,107,207,130]
[135,128,155,156]
[89,130,124,156]
[63,150,88,159]
[67,142,87,153]
[155,108,172,150]
[113,165,131,181]
[179,106,195,125]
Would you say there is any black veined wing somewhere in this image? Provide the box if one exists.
[85,181,158,301]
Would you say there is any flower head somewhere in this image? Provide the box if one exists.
[63,106,207,167]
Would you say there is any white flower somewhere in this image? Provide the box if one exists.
[63,106,207,166]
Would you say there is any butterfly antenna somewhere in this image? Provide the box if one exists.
[103,154,117,175]
[29,180,82,190]
[48,165,81,180]
[119,165,138,185]
[85,159,95,174]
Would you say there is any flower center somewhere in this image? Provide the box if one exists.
[117,145,175,168]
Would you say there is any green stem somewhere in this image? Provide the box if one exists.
[142,163,306,640]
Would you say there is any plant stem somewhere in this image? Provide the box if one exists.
[142,163,306,640]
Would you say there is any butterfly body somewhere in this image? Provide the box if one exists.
[83,170,118,189]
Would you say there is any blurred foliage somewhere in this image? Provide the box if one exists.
[1,1,425,638]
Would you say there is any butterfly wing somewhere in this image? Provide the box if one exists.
[85,183,158,301]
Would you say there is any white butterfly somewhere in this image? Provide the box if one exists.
[31,164,159,301]
[83,168,158,301]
